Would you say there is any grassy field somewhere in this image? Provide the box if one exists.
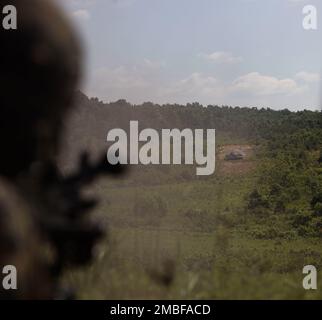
[65,144,322,299]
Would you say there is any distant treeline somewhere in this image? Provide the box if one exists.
[61,91,322,166]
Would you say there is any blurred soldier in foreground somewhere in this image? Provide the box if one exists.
[0,0,122,299]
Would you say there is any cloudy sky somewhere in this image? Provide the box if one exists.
[56,0,322,110]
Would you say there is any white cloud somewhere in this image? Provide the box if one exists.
[88,59,167,100]
[164,71,317,111]
[166,72,305,100]
[85,60,318,110]
[73,9,91,20]
[199,51,243,64]
[157,73,225,105]
[295,71,320,83]
[92,66,148,90]
[87,64,154,103]
[165,73,220,96]
[231,72,304,96]
[143,59,166,70]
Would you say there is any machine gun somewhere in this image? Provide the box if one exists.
[21,153,125,297]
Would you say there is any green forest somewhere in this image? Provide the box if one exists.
[62,92,322,299]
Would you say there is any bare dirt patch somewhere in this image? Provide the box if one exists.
[217,144,256,175]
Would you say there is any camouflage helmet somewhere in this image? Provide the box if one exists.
[0,0,82,176]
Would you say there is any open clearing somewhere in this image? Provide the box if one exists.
[217,144,256,176]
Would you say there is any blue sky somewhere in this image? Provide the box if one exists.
[56,0,322,110]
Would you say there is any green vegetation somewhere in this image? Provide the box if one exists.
[63,94,322,299]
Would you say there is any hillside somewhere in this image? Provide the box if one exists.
[62,93,322,299]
